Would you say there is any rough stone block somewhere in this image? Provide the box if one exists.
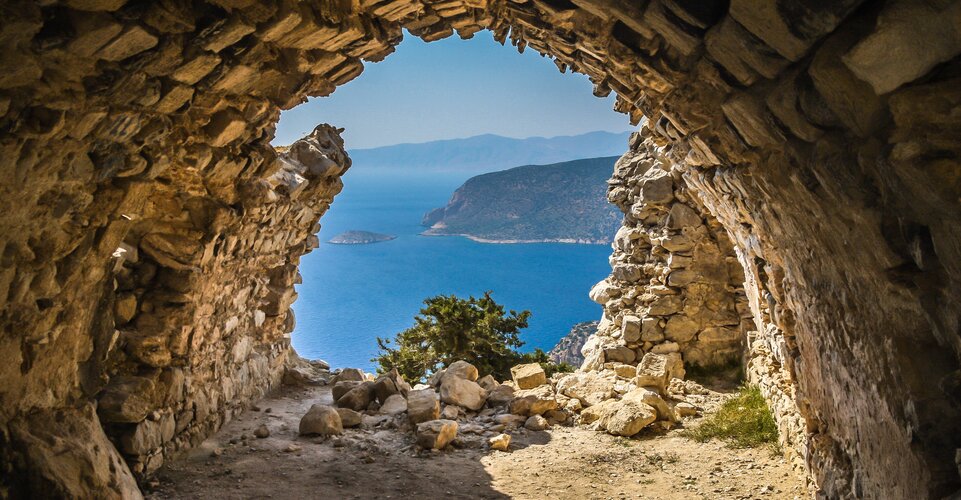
[98,26,158,62]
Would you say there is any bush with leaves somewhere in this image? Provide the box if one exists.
[373,292,569,383]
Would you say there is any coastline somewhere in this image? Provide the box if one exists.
[328,236,397,245]
[420,230,610,245]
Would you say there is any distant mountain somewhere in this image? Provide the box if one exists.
[348,131,631,174]
[422,156,622,244]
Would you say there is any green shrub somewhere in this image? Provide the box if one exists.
[685,385,779,450]
[373,292,570,383]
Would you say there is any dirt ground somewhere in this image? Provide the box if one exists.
[146,385,806,500]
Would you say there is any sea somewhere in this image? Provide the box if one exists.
[291,168,613,371]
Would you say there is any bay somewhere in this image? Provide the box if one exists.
[291,168,612,371]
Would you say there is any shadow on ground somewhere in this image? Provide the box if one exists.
[145,384,550,500]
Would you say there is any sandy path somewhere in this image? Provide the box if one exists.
[146,385,805,500]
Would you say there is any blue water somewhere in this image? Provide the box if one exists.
[291,168,612,371]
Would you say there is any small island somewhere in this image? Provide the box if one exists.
[328,230,396,245]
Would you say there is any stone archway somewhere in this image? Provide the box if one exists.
[1,0,960,498]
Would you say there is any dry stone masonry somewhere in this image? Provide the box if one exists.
[0,0,959,498]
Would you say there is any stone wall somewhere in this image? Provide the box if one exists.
[588,128,809,468]
[584,130,752,372]
[0,0,959,498]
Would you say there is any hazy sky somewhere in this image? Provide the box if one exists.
[273,31,634,149]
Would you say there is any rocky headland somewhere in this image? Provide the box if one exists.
[329,230,396,245]
[422,157,621,244]
[548,321,598,367]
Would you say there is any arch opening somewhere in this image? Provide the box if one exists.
[0,0,960,498]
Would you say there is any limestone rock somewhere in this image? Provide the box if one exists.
[555,372,615,407]
[623,388,675,422]
[335,382,374,411]
[332,368,366,384]
[488,433,511,451]
[335,408,362,428]
[372,369,412,405]
[254,424,270,439]
[441,405,459,420]
[635,352,685,394]
[415,419,458,450]
[493,414,527,428]
[524,414,549,431]
[439,376,488,411]
[486,384,515,407]
[510,363,547,389]
[379,394,407,414]
[406,389,440,424]
[299,405,343,436]
[675,402,697,418]
[332,381,362,401]
[8,405,142,499]
[476,374,498,391]
[444,360,479,381]
[604,401,657,437]
[508,385,558,416]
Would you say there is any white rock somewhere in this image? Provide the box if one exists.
[510,363,547,389]
[489,433,511,451]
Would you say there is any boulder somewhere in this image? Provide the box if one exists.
[493,414,527,428]
[406,389,441,424]
[486,384,515,407]
[335,382,374,411]
[544,408,571,425]
[441,405,459,420]
[253,424,270,439]
[299,405,343,436]
[427,369,446,388]
[332,368,365,384]
[380,394,408,414]
[580,399,657,436]
[510,363,547,389]
[489,433,511,451]
[415,419,458,450]
[440,376,488,411]
[477,374,498,391]
[332,380,362,401]
[675,402,698,418]
[579,399,620,426]
[623,388,675,422]
[508,385,558,416]
[635,352,685,394]
[524,415,549,431]
[335,408,362,428]
[444,360,479,381]
[556,371,615,407]
[604,401,657,437]
[373,368,411,403]
[372,377,399,404]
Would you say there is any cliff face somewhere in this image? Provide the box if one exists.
[422,157,622,244]
[548,321,598,367]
